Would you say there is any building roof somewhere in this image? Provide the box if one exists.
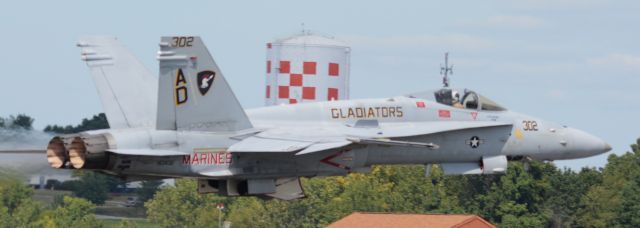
[272,32,347,47]
[328,212,496,228]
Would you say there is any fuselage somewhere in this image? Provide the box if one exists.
[247,95,609,162]
[94,94,609,180]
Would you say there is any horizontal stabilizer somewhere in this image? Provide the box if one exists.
[0,149,45,154]
[108,149,188,156]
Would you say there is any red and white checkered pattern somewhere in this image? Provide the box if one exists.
[265,35,350,106]
[268,60,342,104]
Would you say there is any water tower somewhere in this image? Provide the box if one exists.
[265,32,351,105]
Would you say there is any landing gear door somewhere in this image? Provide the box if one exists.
[266,177,305,200]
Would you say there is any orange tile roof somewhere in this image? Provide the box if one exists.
[328,212,496,228]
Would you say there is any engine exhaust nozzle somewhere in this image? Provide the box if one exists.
[68,137,87,169]
[46,137,67,168]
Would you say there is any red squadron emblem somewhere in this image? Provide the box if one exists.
[197,70,216,95]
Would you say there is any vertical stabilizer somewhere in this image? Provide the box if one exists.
[156,36,252,132]
[78,36,157,129]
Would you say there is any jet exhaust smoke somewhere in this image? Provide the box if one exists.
[0,129,51,150]
[0,129,64,175]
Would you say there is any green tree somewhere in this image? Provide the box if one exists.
[0,172,33,214]
[105,175,127,192]
[44,113,109,134]
[145,179,225,228]
[136,180,164,204]
[10,114,34,130]
[11,200,45,227]
[613,139,640,227]
[544,166,602,227]
[616,177,640,226]
[39,196,102,228]
[576,138,640,227]
[115,219,139,228]
[227,197,272,228]
[0,170,100,227]
[382,165,460,213]
[0,171,45,228]
[474,162,551,227]
[72,171,109,205]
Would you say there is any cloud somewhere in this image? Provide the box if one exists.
[339,34,495,51]
[587,53,640,71]
[497,0,608,10]
[486,15,544,29]
[545,89,569,100]
[457,15,544,29]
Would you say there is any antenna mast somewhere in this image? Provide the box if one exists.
[440,52,453,87]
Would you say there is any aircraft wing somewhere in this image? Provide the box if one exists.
[108,149,189,156]
[228,126,349,153]
[0,149,45,154]
[343,121,512,138]
[228,121,512,155]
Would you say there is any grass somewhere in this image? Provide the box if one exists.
[95,206,147,218]
[101,218,158,228]
[33,189,154,226]
[32,189,71,204]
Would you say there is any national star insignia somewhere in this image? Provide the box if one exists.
[466,136,484,148]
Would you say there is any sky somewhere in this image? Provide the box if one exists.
[0,0,638,170]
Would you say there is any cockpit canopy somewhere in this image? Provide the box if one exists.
[406,88,507,111]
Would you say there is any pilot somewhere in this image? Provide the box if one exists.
[451,91,464,108]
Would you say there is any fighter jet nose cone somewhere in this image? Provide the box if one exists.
[566,128,610,158]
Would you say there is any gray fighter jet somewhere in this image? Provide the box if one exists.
[43,36,610,200]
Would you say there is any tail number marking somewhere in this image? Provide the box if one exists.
[171,36,194,47]
[522,120,538,131]
[175,69,188,106]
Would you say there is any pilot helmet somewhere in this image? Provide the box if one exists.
[451,91,460,102]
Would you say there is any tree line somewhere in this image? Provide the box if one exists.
[0,170,103,227]
[0,114,34,130]
[43,113,109,134]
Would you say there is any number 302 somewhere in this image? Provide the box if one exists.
[171,36,194,47]
[522,120,538,131]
